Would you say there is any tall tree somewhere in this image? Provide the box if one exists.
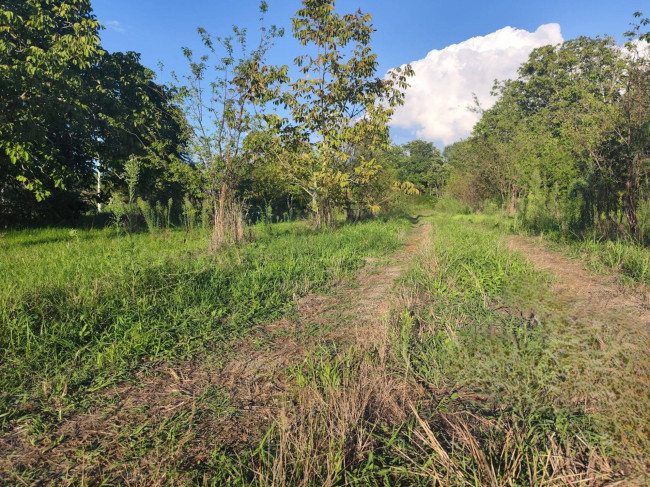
[91,51,195,206]
[615,13,650,236]
[399,140,445,194]
[0,1,193,223]
[173,1,286,244]
[268,0,412,227]
[0,0,103,202]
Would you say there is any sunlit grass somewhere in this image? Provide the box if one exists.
[0,218,407,425]
[2,209,646,485]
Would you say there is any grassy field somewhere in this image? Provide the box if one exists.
[218,213,640,485]
[489,210,650,286]
[437,206,650,286]
[1,209,648,485]
[0,219,407,426]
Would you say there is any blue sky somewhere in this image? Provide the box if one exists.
[92,0,647,145]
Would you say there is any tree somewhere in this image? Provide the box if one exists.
[90,51,195,207]
[615,13,650,237]
[238,129,307,221]
[0,1,194,224]
[0,0,103,202]
[173,1,286,245]
[399,140,445,194]
[268,0,412,227]
[446,24,650,240]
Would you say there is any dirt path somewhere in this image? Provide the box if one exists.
[506,235,650,471]
[508,235,650,323]
[1,218,432,484]
[210,216,432,443]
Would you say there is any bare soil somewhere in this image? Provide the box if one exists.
[508,235,650,320]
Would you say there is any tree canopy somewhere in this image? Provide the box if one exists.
[261,0,413,226]
[445,24,650,240]
[0,0,192,223]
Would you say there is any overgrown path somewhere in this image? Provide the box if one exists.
[508,235,650,322]
[207,215,433,444]
[507,234,650,470]
[1,217,432,484]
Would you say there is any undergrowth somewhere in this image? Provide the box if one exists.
[205,214,628,485]
[452,210,650,286]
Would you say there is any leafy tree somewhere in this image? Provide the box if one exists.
[446,21,650,240]
[238,130,307,221]
[91,51,196,207]
[0,1,194,224]
[443,137,501,208]
[399,140,446,195]
[615,14,650,237]
[268,0,412,227]
[173,1,286,244]
[0,0,103,202]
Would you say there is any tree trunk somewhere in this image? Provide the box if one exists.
[317,201,333,229]
[507,187,517,215]
[623,163,639,239]
[218,183,228,238]
[345,204,356,223]
[210,183,230,250]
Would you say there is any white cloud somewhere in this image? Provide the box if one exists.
[104,20,127,33]
[622,38,650,60]
[390,24,564,146]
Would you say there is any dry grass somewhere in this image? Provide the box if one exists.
[244,214,633,486]
[253,352,417,486]
[507,235,650,473]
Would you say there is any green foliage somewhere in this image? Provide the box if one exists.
[398,140,447,194]
[91,51,196,206]
[136,197,173,232]
[435,196,472,215]
[0,2,194,224]
[446,22,650,243]
[0,0,103,201]
[172,3,287,245]
[262,0,413,227]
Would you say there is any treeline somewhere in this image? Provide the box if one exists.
[1,0,431,237]
[0,1,196,224]
[445,15,650,242]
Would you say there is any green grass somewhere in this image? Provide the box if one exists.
[383,214,645,483]
[0,218,407,427]
[2,208,647,485]
[450,209,650,286]
[561,237,650,284]
[388,216,610,484]
[202,214,620,485]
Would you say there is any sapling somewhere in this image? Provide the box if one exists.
[124,155,141,233]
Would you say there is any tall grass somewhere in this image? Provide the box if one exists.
[0,218,407,425]
[207,215,620,485]
[386,215,643,482]
[3,209,646,485]
[448,200,650,286]
[388,217,613,484]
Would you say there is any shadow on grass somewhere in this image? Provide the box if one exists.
[10,231,108,248]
